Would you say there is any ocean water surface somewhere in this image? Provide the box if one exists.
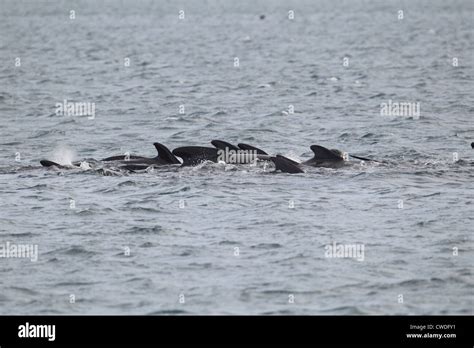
[0,0,472,314]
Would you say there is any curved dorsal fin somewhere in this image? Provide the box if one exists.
[271,155,304,174]
[153,143,181,164]
[237,143,268,155]
[310,145,343,161]
[211,140,239,151]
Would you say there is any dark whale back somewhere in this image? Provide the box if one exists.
[238,143,268,155]
[271,155,304,174]
[211,140,239,151]
[172,146,219,166]
[102,155,145,161]
[40,160,64,168]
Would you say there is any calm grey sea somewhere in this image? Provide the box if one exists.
[0,0,473,314]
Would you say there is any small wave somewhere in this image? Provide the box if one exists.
[147,309,190,315]
[75,209,98,216]
[321,306,367,315]
[261,309,295,315]
[44,246,97,257]
[127,207,160,213]
[188,262,213,268]
[1,232,37,237]
[361,132,377,138]
[218,240,240,245]
[413,220,436,227]
[8,286,38,296]
[1,141,22,146]
[261,289,292,295]
[31,129,66,138]
[118,180,136,187]
[397,279,430,287]
[178,250,195,257]
[338,132,350,139]
[17,184,48,190]
[54,281,99,287]
[121,225,165,234]
[251,243,282,249]
[369,92,386,99]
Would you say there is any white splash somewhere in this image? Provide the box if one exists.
[79,161,91,170]
[50,146,76,166]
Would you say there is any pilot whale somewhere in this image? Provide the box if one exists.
[171,140,271,166]
[171,140,374,174]
[40,142,180,170]
[238,144,379,174]
[273,145,381,173]
[39,140,379,174]
[115,142,181,171]
[180,143,344,173]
